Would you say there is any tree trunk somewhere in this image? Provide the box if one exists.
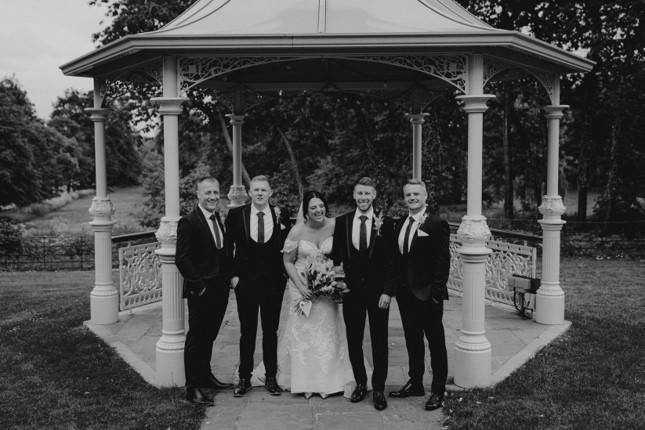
[503,83,514,219]
[602,119,620,234]
[277,127,304,200]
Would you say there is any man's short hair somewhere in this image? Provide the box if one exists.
[250,174,271,187]
[404,178,427,191]
[355,176,376,189]
[196,176,219,189]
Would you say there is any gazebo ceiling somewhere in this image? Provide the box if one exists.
[61,0,593,92]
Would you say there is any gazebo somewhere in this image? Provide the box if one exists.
[61,0,593,388]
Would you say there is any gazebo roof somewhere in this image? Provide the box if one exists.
[61,0,593,90]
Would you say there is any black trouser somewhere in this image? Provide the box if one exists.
[185,285,230,388]
[235,284,284,381]
[343,290,390,392]
[396,284,447,395]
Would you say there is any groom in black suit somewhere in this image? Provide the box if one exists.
[225,175,287,397]
[388,179,450,411]
[331,177,395,411]
[176,176,234,405]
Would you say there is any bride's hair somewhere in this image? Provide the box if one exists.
[301,190,328,221]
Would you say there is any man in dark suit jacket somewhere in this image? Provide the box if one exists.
[176,176,234,405]
[225,175,287,397]
[331,177,395,411]
[388,179,450,411]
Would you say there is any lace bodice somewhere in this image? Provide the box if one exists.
[283,236,334,270]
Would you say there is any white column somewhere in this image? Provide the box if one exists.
[453,54,495,388]
[536,104,568,325]
[408,113,428,180]
[226,113,248,207]
[86,80,117,325]
[150,55,188,387]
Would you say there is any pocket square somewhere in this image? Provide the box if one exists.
[280,223,287,230]
[417,230,430,237]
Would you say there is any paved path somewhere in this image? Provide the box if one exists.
[88,291,570,430]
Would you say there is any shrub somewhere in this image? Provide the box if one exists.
[0,217,23,257]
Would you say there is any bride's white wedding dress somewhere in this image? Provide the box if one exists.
[252,236,364,397]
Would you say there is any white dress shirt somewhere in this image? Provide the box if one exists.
[352,207,374,250]
[198,204,224,246]
[250,204,274,243]
[397,206,427,254]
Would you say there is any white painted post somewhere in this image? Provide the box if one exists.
[536,98,568,325]
[86,78,117,325]
[150,56,188,386]
[226,113,248,206]
[408,113,428,180]
[454,54,495,388]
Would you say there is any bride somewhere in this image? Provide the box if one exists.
[261,190,357,398]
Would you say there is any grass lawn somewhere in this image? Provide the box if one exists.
[0,271,204,430]
[6,186,145,235]
[445,257,645,429]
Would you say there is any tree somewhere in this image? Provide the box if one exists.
[49,89,143,189]
[0,78,75,206]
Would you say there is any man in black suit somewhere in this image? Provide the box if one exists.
[331,177,395,411]
[388,179,450,411]
[226,175,287,397]
[176,176,234,405]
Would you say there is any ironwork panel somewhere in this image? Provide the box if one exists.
[448,234,537,308]
[119,242,162,310]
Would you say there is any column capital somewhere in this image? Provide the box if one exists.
[456,94,496,113]
[151,97,188,116]
[225,113,246,126]
[228,185,248,207]
[544,105,569,120]
[155,216,180,256]
[85,108,110,122]
[405,112,429,125]
[89,197,115,227]
[538,195,567,224]
[457,215,492,255]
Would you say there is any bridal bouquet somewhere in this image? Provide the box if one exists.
[296,255,348,317]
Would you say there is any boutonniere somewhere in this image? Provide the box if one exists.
[373,212,384,236]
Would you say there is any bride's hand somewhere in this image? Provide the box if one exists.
[299,286,313,300]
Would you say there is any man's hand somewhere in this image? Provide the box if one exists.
[230,276,240,290]
[378,294,391,309]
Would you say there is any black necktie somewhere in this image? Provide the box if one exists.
[257,211,265,244]
[210,214,223,250]
[359,215,368,251]
[402,216,415,255]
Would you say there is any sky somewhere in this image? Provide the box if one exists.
[0,0,110,120]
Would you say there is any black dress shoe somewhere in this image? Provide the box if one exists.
[186,387,214,405]
[373,391,387,411]
[389,380,425,398]
[207,375,234,390]
[233,378,252,397]
[350,383,368,403]
[424,392,444,411]
[265,376,283,396]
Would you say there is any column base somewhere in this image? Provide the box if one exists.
[90,287,118,325]
[535,287,565,325]
[454,336,492,388]
[155,335,186,387]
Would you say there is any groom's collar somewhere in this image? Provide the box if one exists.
[353,207,374,220]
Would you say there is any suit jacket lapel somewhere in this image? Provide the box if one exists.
[195,206,217,250]
[243,205,251,242]
[345,212,353,258]
[367,212,379,259]
[409,210,428,253]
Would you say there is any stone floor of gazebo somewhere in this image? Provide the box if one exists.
[86,294,569,430]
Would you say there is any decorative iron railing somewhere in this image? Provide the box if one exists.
[447,234,537,309]
[118,241,162,310]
